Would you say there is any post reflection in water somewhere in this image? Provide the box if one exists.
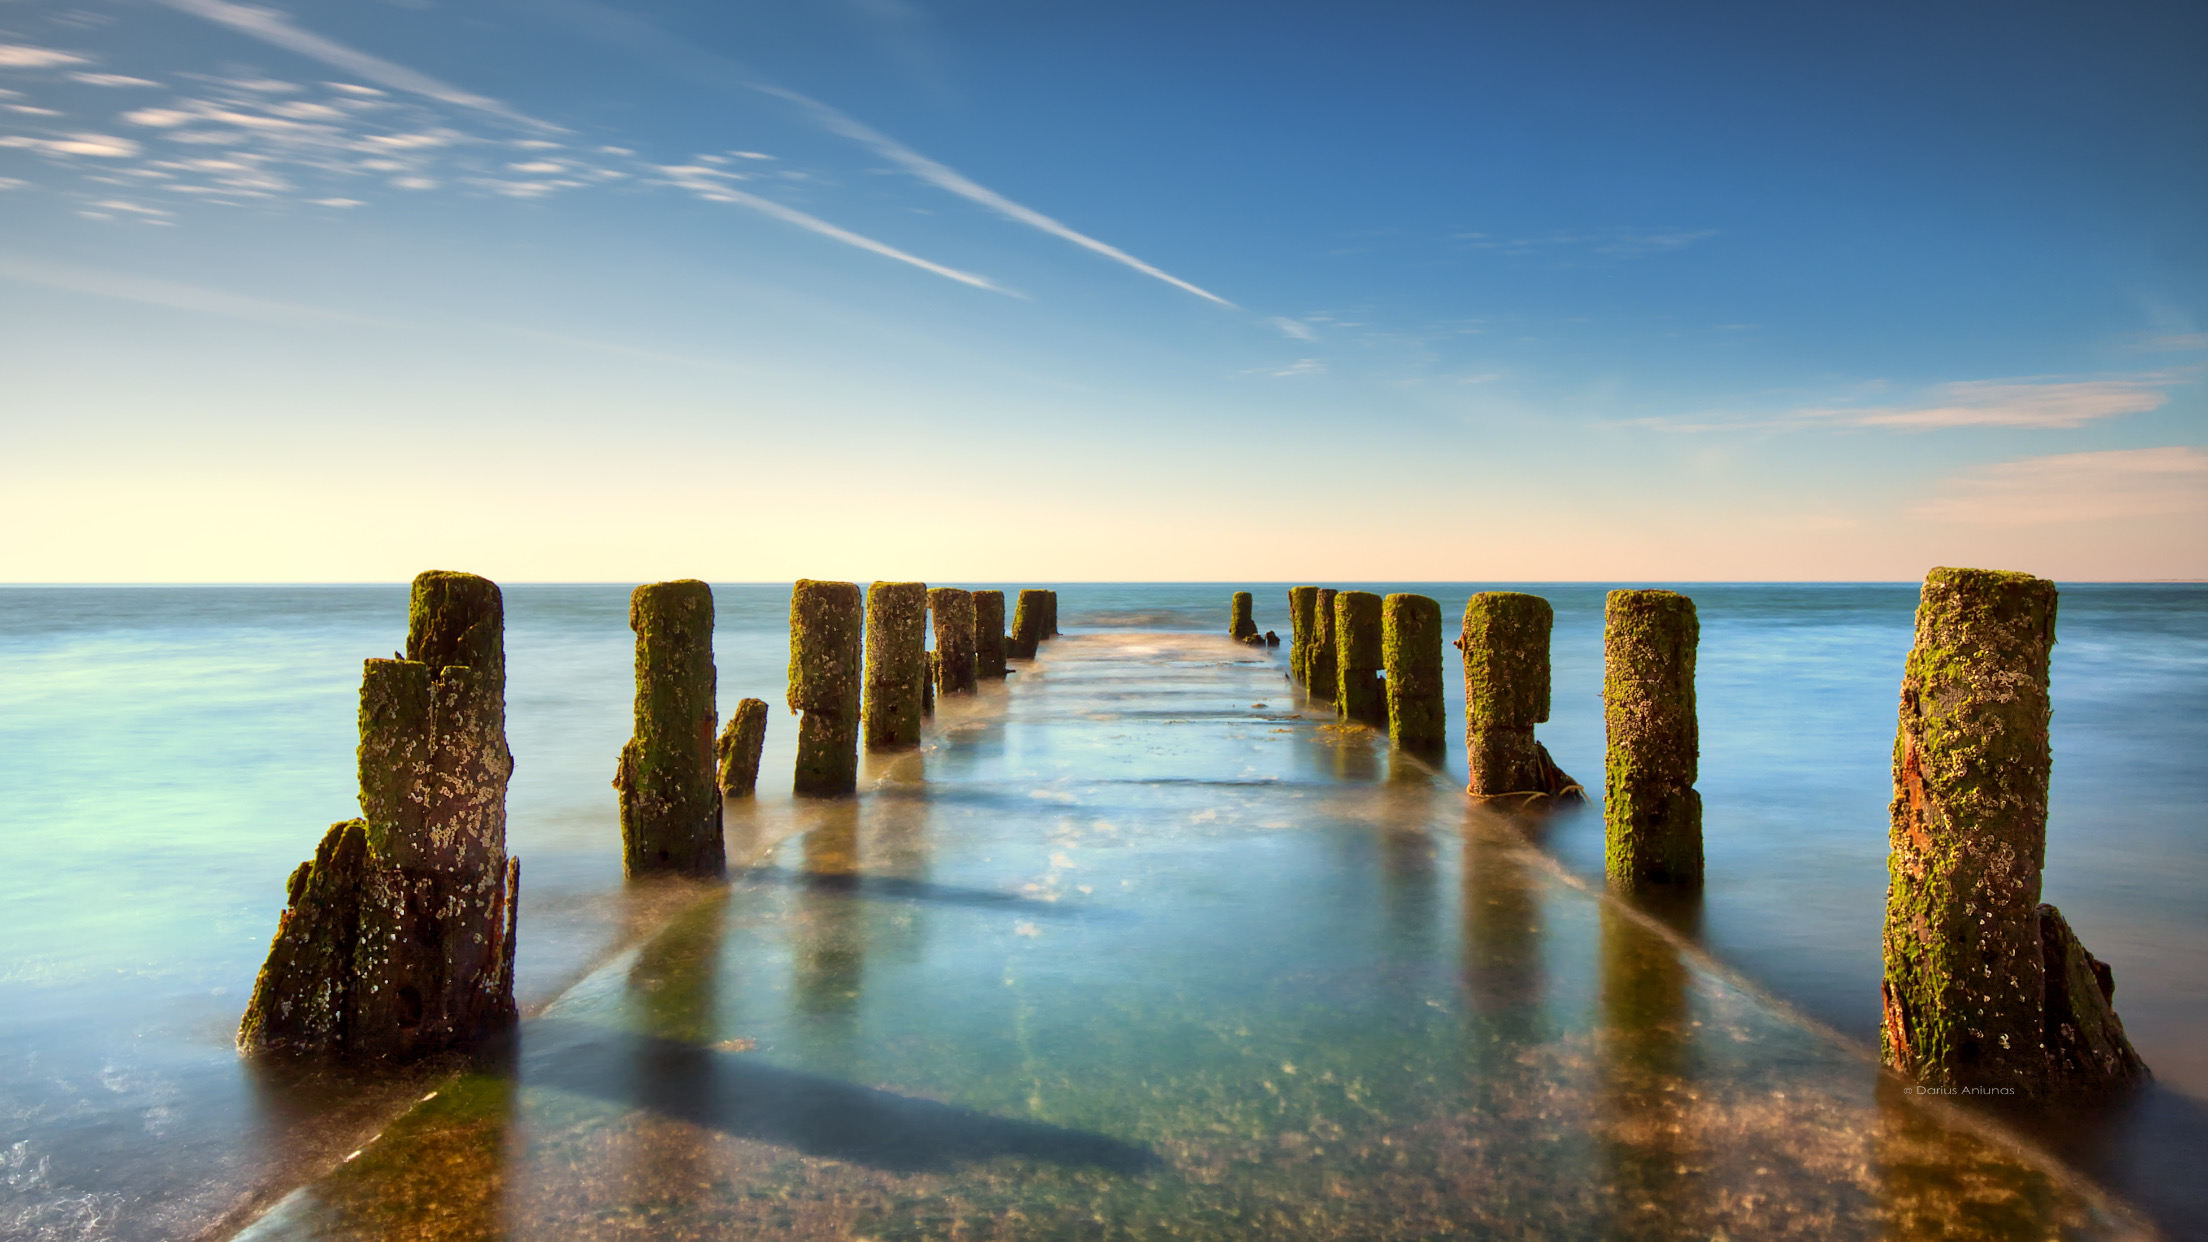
[1374,769,1441,961]
[1598,899,1702,1240]
[616,887,730,1213]
[794,804,866,1036]
[1459,807,1546,1054]
[1871,1073,2066,1238]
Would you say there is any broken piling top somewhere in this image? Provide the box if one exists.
[1382,593,1446,751]
[1333,590,1386,726]
[617,580,723,878]
[1009,589,1048,659]
[1287,586,1320,682]
[1230,591,1259,641]
[717,698,769,798]
[930,587,979,694]
[864,582,928,749]
[790,580,864,797]
[1463,592,1553,730]
[1602,589,1701,888]
[407,570,505,691]
[1880,567,2104,1096]
[974,590,1008,679]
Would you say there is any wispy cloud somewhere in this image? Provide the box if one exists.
[2136,331,2208,353]
[1640,374,2180,434]
[0,45,89,69]
[752,83,1233,306]
[1453,226,1719,259]
[1916,446,2208,526]
[0,250,376,321]
[1269,316,1316,341]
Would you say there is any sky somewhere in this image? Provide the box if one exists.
[0,0,2202,582]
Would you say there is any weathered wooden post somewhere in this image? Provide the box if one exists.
[1880,568,2146,1099]
[1462,592,1578,797]
[1009,589,1047,660]
[975,590,1008,679]
[614,580,724,877]
[1045,590,1060,637]
[1287,586,1320,684]
[240,570,519,1059]
[929,587,978,694]
[1382,593,1445,751]
[1333,590,1387,727]
[716,698,767,798]
[1308,587,1339,704]
[864,581,927,749]
[1230,591,1259,642]
[1603,590,1701,888]
[789,580,863,797]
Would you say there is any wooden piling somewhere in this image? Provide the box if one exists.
[1287,587,1319,684]
[1333,590,1386,727]
[1602,589,1701,888]
[1231,591,1259,642]
[975,590,1008,679]
[1462,592,1577,797]
[716,698,768,798]
[1308,588,1339,705]
[789,580,863,797]
[615,580,724,877]
[1009,589,1047,660]
[929,587,978,695]
[1382,593,1445,751]
[864,581,927,749]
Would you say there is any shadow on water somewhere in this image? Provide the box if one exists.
[738,867,1107,920]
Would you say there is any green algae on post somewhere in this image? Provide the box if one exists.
[974,590,1008,680]
[1462,592,1578,798]
[1230,591,1259,642]
[240,571,518,1060]
[614,580,724,878]
[1009,589,1047,660]
[788,579,863,797]
[1308,587,1339,705]
[929,587,978,694]
[1603,589,1701,888]
[1287,586,1319,684]
[1333,590,1386,727]
[1880,568,2147,1100]
[1382,593,1445,751]
[716,697,768,798]
[863,582,927,749]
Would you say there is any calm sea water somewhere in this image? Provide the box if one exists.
[0,583,2201,1238]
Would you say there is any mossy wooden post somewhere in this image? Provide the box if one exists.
[1382,593,1445,751]
[930,587,978,694]
[240,570,519,1060]
[975,590,1008,679]
[864,582,927,749]
[1287,587,1319,684]
[1309,588,1339,704]
[1230,591,1259,642]
[1044,590,1060,637]
[789,580,863,797]
[614,580,723,878]
[1880,568,2146,1099]
[1333,591,1386,727]
[716,698,768,798]
[1009,589,1047,660]
[1462,592,1576,796]
[1602,590,1701,888]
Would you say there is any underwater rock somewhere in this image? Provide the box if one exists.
[1009,589,1048,660]
[614,580,723,878]
[929,587,978,695]
[239,571,519,1060]
[1603,589,1701,888]
[1462,592,1579,798]
[1880,568,2148,1100]
[1382,593,1446,752]
[864,582,928,749]
[1333,590,1387,728]
[1230,591,1259,642]
[1308,588,1339,705]
[789,580,863,797]
[975,590,1008,680]
[716,698,768,798]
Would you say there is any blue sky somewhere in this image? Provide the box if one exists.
[1,0,2202,581]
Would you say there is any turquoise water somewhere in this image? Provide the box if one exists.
[0,583,2202,1238]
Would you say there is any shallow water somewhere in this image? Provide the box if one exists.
[0,584,2202,1238]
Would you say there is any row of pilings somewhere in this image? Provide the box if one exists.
[1268,574,2147,1104]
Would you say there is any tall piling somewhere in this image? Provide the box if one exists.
[1880,568,2146,1099]
[975,590,1008,679]
[1462,592,1577,797]
[864,582,928,749]
[240,570,519,1059]
[1309,587,1340,704]
[1230,591,1259,642]
[1333,590,1386,727]
[716,698,768,798]
[1044,590,1060,637]
[1009,589,1047,660]
[789,580,863,797]
[929,588,978,695]
[1602,590,1701,888]
[1287,587,1320,684]
[614,580,724,877]
[1382,593,1445,751]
